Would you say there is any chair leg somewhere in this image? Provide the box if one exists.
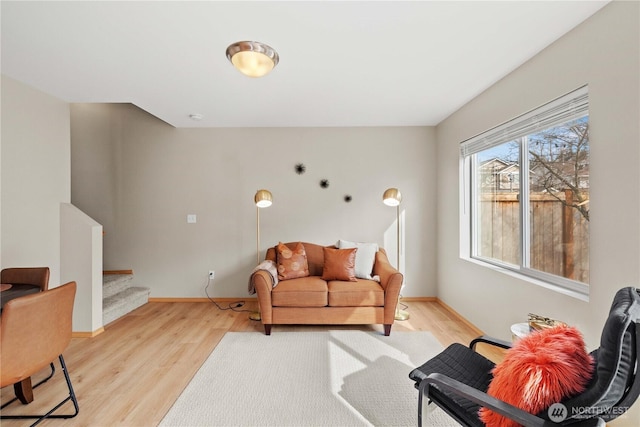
[0,355,79,425]
[14,378,34,404]
[1,363,55,409]
[418,382,426,427]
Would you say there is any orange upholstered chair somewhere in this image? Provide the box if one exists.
[0,281,79,424]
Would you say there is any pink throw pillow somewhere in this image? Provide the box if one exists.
[479,325,594,427]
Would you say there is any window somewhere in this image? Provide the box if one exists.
[461,86,589,296]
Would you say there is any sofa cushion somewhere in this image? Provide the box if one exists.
[337,240,378,279]
[271,276,328,307]
[328,279,384,307]
[321,247,357,282]
[276,242,310,280]
[267,242,325,276]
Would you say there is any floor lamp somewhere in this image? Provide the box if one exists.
[250,189,272,321]
[383,188,410,321]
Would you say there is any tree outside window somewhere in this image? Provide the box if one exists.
[464,87,590,292]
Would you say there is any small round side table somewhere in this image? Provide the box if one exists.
[510,322,531,341]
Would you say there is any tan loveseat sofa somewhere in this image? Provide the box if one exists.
[250,241,404,336]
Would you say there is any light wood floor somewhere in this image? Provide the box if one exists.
[0,300,500,426]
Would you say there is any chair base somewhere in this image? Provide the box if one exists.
[0,355,79,426]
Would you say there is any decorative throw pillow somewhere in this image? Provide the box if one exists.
[276,242,309,280]
[479,325,594,427]
[321,247,357,282]
[337,239,378,279]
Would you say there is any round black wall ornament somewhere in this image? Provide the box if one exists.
[320,179,330,189]
[295,163,306,175]
[344,195,353,203]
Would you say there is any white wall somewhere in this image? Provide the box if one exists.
[61,203,103,333]
[1,75,71,284]
[436,1,639,349]
[70,104,437,298]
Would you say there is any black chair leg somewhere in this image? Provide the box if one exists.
[418,384,424,427]
[0,355,79,426]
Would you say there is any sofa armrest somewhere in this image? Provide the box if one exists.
[251,270,274,323]
[373,250,403,324]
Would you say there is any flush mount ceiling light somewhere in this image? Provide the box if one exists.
[226,41,279,78]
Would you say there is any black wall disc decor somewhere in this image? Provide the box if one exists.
[344,195,352,203]
[295,163,306,175]
[319,179,330,189]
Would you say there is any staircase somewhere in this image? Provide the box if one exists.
[103,273,150,325]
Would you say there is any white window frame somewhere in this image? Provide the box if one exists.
[459,86,589,300]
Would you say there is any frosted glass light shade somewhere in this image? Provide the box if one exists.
[254,189,273,208]
[383,188,402,206]
[226,41,279,78]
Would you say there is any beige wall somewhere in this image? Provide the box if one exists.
[1,75,71,285]
[61,203,103,332]
[436,0,639,349]
[70,104,437,298]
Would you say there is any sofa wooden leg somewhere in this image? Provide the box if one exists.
[264,324,272,335]
[384,324,391,336]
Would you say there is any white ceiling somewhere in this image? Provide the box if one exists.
[1,1,609,128]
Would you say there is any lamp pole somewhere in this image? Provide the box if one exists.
[396,204,400,269]
[383,188,409,321]
[256,205,261,265]
[251,189,272,322]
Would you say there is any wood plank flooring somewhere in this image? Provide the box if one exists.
[0,300,499,426]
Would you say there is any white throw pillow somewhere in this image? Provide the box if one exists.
[337,239,378,280]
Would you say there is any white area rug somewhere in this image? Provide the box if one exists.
[160,330,458,426]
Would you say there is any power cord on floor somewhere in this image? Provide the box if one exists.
[204,277,252,312]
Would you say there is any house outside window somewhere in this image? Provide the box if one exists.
[461,86,589,297]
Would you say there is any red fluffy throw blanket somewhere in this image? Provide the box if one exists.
[479,325,594,427]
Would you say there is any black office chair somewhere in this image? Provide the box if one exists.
[409,287,640,427]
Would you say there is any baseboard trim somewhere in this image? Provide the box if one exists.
[72,327,105,338]
[149,296,482,336]
[435,298,484,336]
[104,269,134,275]
[148,296,438,304]
[149,297,258,303]
[79,297,481,339]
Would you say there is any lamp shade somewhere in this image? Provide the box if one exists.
[254,189,273,208]
[383,188,402,206]
[226,41,279,78]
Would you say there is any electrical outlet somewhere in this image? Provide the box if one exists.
[209,270,215,279]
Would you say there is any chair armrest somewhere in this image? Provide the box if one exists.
[421,373,545,427]
[373,250,403,293]
[373,250,403,324]
[251,270,273,293]
[420,373,605,427]
[251,271,273,323]
[470,335,512,351]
